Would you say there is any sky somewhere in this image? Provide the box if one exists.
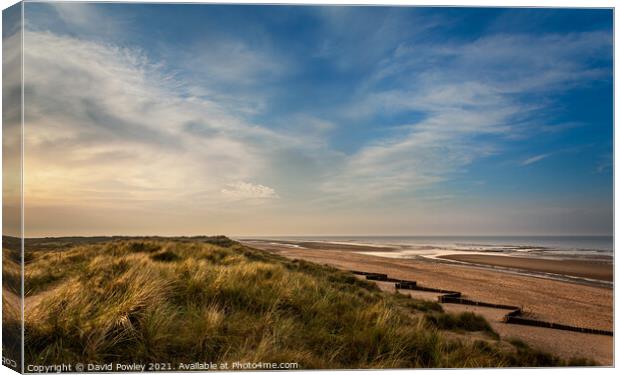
[9,3,613,236]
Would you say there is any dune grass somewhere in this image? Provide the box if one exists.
[2,244,22,367]
[3,236,594,369]
[424,311,500,339]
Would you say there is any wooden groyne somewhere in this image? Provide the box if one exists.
[351,270,613,337]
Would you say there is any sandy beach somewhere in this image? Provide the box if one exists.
[242,239,614,365]
[440,254,613,282]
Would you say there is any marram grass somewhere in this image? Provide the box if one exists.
[0,237,594,369]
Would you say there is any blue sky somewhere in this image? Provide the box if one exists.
[17,3,612,236]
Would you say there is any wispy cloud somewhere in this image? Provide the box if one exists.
[21,30,297,211]
[221,182,278,201]
[596,154,612,173]
[321,31,611,201]
[312,7,442,71]
[521,154,551,166]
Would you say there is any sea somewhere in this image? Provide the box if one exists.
[248,235,613,260]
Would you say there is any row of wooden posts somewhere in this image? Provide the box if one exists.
[351,270,613,337]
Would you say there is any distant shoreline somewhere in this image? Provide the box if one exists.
[241,237,613,287]
[240,238,395,252]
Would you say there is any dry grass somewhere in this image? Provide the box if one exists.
[0,236,594,369]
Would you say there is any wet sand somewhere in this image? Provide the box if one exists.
[242,240,613,365]
[439,254,613,282]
